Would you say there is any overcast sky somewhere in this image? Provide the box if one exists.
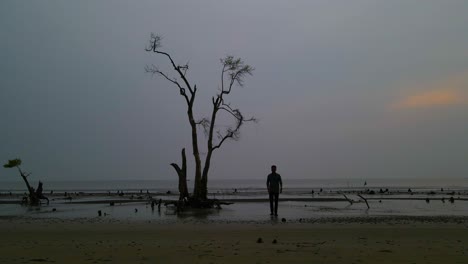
[1,1,468,182]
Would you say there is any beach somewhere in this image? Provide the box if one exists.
[1,217,468,264]
[2,179,468,263]
[3,0,468,263]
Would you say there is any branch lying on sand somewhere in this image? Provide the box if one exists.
[357,194,370,209]
[341,193,354,205]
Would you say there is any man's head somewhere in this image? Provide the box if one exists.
[271,165,277,173]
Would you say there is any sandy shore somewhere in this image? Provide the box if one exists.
[1,217,468,264]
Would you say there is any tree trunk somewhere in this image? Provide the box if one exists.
[170,148,189,201]
[200,100,220,200]
[188,106,204,200]
[17,167,39,205]
[200,150,213,200]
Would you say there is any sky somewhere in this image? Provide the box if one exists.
[1,1,468,183]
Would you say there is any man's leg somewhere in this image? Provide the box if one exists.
[274,193,279,216]
[269,193,274,215]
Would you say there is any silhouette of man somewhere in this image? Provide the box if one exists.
[267,165,282,216]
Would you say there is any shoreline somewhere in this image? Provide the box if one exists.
[2,214,468,225]
[3,195,468,221]
[2,196,468,205]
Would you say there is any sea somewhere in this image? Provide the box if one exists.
[1,178,468,222]
[1,178,468,193]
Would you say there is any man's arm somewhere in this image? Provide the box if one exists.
[266,175,270,192]
[279,175,283,193]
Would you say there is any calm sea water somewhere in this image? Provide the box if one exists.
[1,178,468,193]
[1,178,468,220]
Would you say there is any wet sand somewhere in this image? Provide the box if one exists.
[1,217,468,264]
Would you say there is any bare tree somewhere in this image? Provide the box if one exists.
[145,34,255,203]
[170,148,189,201]
[3,158,48,205]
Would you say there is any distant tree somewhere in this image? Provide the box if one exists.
[3,158,48,205]
[145,34,256,204]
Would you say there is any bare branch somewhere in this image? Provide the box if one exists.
[145,33,162,52]
[145,65,190,105]
[212,106,255,151]
[195,118,211,136]
[145,33,195,95]
[220,56,254,95]
[145,65,181,89]
[219,106,240,120]
[212,131,233,151]
[208,98,257,152]
[220,64,226,93]
[218,102,257,123]
[154,51,195,95]
[180,61,190,77]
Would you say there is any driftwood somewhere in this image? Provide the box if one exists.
[341,192,371,209]
[357,194,370,209]
[341,193,353,205]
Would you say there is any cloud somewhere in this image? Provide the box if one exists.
[393,89,463,109]
[392,72,468,110]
